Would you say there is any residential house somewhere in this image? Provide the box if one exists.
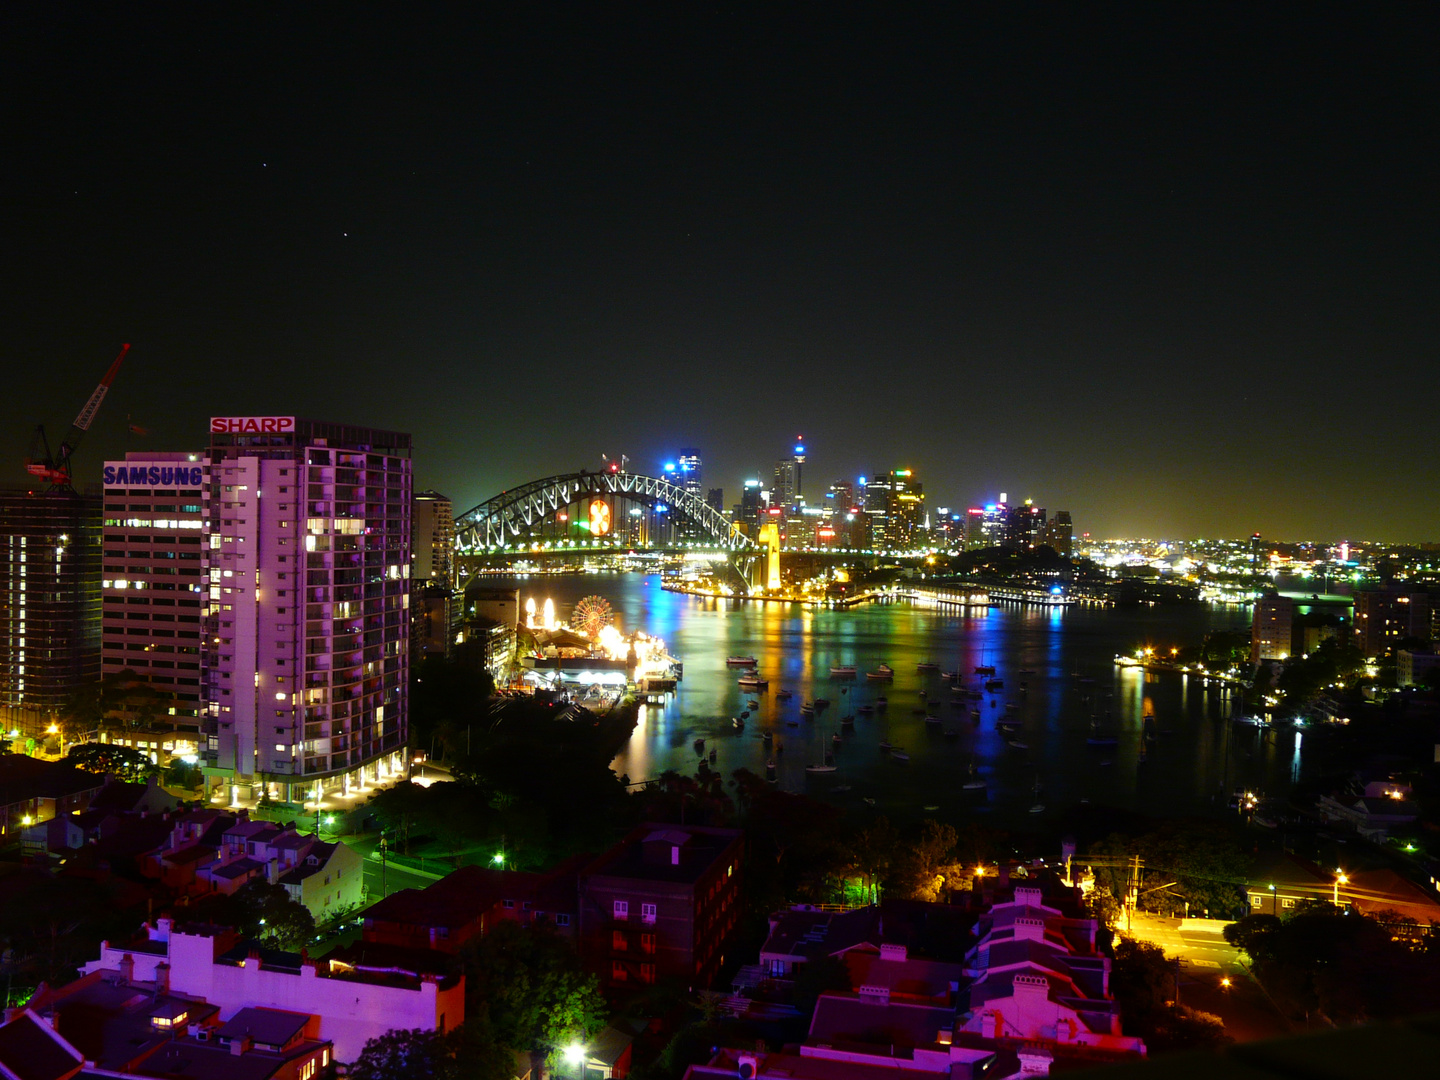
[76,916,462,1063]
[0,753,107,838]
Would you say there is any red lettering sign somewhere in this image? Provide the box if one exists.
[210,416,296,434]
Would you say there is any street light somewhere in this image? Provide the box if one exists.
[1334,870,1348,907]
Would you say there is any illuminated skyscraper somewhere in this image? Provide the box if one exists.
[0,485,101,735]
[772,438,805,507]
[678,449,702,497]
[204,417,412,805]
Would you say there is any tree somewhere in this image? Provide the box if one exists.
[63,742,155,782]
[190,880,316,950]
[351,1028,459,1080]
[459,921,606,1063]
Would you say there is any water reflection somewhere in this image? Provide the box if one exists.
[502,574,1293,827]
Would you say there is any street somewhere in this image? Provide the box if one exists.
[1121,912,1292,1043]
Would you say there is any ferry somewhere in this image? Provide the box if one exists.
[726,655,758,667]
[867,664,895,681]
[830,665,858,677]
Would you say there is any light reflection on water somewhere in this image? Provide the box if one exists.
[500,573,1300,828]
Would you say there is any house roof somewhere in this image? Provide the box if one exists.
[0,754,107,808]
[807,994,954,1053]
[762,907,882,961]
[844,951,964,1002]
[0,1009,84,1080]
[215,1007,310,1050]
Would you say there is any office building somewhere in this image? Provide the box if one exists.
[1041,510,1073,557]
[705,487,724,514]
[1003,500,1046,551]
[735,479,764,534]
[100,453,208,745]
[772,439,805,508]
[202,417,412,806]
[411,490,454,661]
[677,448,702,497]
[0,485,102,736]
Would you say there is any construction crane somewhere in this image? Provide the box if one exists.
[25,343,131,492]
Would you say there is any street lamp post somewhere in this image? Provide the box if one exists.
[1334,869,1347,907]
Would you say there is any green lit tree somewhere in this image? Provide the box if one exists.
[351,1028,459,1080]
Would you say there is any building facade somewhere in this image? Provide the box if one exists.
[202,417,412,806]
[101,453,209,743]
[579,824,744,990]
[0,485,102,736]
[411,490,454,662]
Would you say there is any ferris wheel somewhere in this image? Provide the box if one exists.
[571,595,615,637]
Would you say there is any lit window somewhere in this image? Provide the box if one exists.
[613,900,629,919]
[642,903,657,923]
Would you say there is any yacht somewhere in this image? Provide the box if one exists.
[867,663,895,681]
[726,655,758,667]
[830,664,858,677]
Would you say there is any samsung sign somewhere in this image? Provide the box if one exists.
[210,416,296,434]
[104,462,206,487]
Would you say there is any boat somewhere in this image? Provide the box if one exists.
[840,714,855,728]
[747,699,760,709]
[1018,668,1036,676]
[762,731,773,745]
[985,678,1004,691]
[708,748,717,763]
[739,710,749,720]
[963,779,987,791]
[832,732,843,745]
[1005,702,1019,712]
[924,804,940,811]
[944,728,960,739]
[1008,739,1029,750]
[878,739,894,751]
[867,664,895,681]
[800,701,815,715]
[970,708,981,722]
[786,720,799,727]
[940,670,958,680]
[1086,733,1120,747]
[973,665,996,676]
[805,762,838,774]
[765,761,777,781]
[925,715,943,726]
[694,737,705,751]
[863,797,877,806]
[1029,804,1045,814]
[857,704,874,715]
[814,698,831,709]
[917,661,939,672]
[775,689,793,700]
[830,665,858,677]
[950,700,967,710]
[919,689,927,699]
[732,716,745,730]
[890,750,910,761]
[726,655,757,667]
[738,674,767,689]
[875,696,889,709]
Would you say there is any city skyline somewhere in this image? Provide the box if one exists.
[5,7,1437,541]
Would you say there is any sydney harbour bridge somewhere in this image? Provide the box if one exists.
[452,468,886,594]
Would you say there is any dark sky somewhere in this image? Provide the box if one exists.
[5,4,1437,541]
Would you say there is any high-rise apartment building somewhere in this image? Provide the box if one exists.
[100,453,208,744]
[705,487,724,514]
[202,417,412,805]
[412,490,454,662]
[0,486,102,735]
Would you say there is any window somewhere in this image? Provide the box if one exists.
[671,845,680,866]
[641,902,657,923]
[613,900,629,919]
[1249,895,1264,907]
[300,1058,317,1080]
[502,899,515,909]
[1282,898,1296,909]
[556,913,571,927]
[640,962,656,984]
[612,929,628,952]
[611,960,628,982]
[640,933,656,955]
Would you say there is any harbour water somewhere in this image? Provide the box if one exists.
[499,573,1306,829]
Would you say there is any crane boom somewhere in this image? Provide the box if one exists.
[72,343,130,432]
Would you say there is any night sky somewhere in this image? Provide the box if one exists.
[4,5,1437,541]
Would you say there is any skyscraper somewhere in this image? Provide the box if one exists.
[203,416,412,805]
[677,449,702,498]
[412,490,455,661]
[771,438,805,508]
[0,485,101,735]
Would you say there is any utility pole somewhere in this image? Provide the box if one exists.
[378,835,388,898]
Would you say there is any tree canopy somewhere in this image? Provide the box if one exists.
[63,742,155,782]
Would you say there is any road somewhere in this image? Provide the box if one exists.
[338,833,448,902]
[1121,912,1293,1043]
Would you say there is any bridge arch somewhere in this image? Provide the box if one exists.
[454,471,758,554]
